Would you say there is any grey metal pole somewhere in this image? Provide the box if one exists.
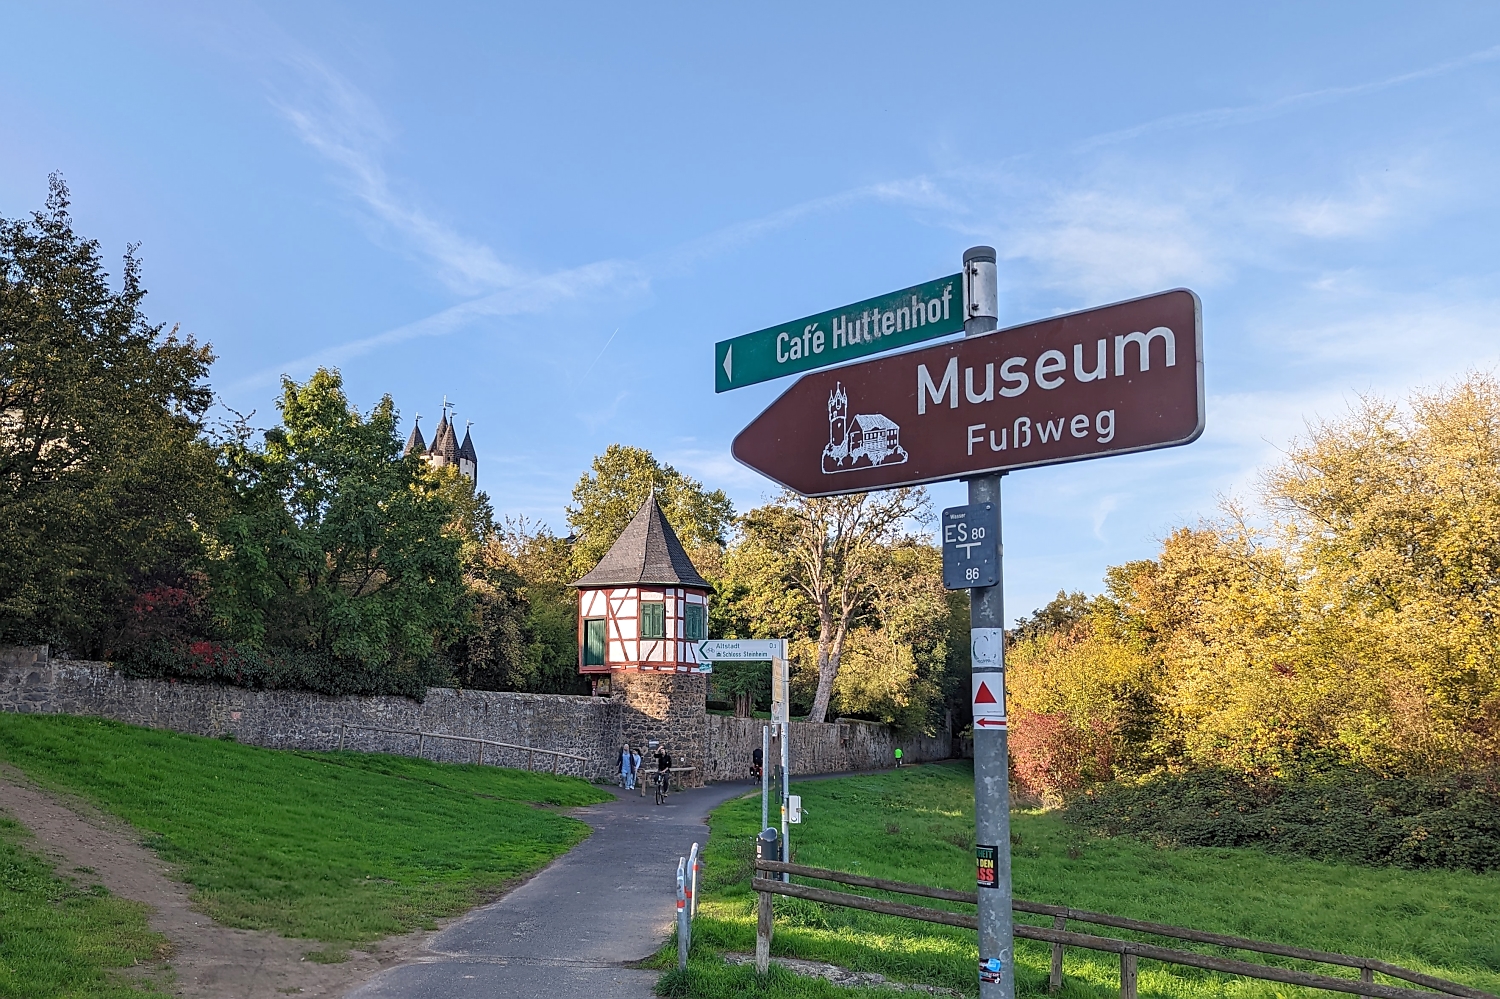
[761,724,771,831]
[780,719,790,882]
[964,245,1013,999]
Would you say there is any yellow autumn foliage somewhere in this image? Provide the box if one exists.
[1009,373,1500,779]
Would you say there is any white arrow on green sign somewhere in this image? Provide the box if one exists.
[715,274,962,392]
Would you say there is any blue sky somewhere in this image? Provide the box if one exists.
[5,2,1499,621]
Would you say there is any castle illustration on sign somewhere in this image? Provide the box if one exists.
[821,382,908,474]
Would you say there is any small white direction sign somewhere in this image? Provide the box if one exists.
[697,639,787,662]
[971,671,1006,730]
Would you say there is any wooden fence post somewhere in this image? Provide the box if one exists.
[755,887,773,974]
[1121,952,1138,999]
[1363,968,1375,985]
[1050,914,1066,993]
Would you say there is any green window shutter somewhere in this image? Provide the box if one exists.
[641,602,665,639]
[685,604,706,641]
[584,619,606,665]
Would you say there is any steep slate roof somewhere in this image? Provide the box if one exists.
[403,418,427,457]
[458,425,477,463]
[430,414,460,463]
[573,494,710,589]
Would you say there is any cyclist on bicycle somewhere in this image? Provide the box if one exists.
[653,744,674,803]
[751,744,763,781]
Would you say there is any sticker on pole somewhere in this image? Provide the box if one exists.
[972,672,1006,729]
[976,844,998,889]
[979,957,1004,985]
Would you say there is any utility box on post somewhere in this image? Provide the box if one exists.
[756,826,781,863]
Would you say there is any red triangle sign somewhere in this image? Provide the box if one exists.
[974,681,998,704]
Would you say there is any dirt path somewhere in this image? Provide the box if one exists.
[0,765,435,998]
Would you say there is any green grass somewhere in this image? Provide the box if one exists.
[0,815,170,998]
[0,713,609,946]
[680,762,1500,998]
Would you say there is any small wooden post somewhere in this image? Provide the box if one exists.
[755,887,773,974]
[338,724,346,751]
[528,748,535,771]
[478,742,484,766]
[1120,952,1137,999]
[417,733,424,757]
[1362,967,1374,987]
[1050,915,1066,993]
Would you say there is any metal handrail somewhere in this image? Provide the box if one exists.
[337,722,588,773]
[750,859,1495,999]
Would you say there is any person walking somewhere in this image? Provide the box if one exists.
[751,744,763,780]
[619,743,635,790]
[894,746,904,768]
[632,746,644,796]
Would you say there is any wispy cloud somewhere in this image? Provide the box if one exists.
[1078,42,1500,150]
[271,55,528,296]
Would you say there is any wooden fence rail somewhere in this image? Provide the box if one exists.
[751,859,1495,999]
[336,722,588,774]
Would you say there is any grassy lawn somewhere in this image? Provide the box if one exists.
[0,713,609,947]
[0,815,170,998]
[669,762,1500,998]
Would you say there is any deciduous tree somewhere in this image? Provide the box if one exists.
[739,488,929,723]
[0,176,221,654]
[566,445,733,580]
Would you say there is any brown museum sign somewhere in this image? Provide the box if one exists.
[731,289,1204,497]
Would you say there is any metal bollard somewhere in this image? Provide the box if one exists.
[687,842,700,919]
[676,857,689,969]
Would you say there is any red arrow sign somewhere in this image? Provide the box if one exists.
[732,289,1203,497]
[974,718,1008,728]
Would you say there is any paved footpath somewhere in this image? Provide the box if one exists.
[347,778,753,999]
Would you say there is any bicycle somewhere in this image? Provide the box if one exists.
[654,769,671,805]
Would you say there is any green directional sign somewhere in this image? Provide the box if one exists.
[715,273,962,392]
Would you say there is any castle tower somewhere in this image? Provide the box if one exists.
[828,382,849,453]
[403,399,476,483]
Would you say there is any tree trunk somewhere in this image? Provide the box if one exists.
[807,617,849,723]
[734,691,752,718]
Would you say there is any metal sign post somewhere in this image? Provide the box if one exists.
[780,654,792,882]
[717,245,1206,998]
[962,246,1014,999]
[761,724,771,831]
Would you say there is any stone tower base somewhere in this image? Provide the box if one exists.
[610,671,707,786]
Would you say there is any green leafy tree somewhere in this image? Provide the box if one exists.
[566,444,734,580]
[0,176,222,654]
[480,516,588,694]
[738,488,929,723]
[209,369,464,685]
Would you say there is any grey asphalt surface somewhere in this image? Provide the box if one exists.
[346,777,755,999]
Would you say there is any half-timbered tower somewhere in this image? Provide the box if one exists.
[573,494,711,675]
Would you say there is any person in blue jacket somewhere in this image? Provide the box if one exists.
[619,743,636,789]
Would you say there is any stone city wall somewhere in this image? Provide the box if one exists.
[0,647,620,780]
[703,714,953,782]
[2,647,957,785]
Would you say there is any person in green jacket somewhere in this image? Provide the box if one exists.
[894,746,904,768]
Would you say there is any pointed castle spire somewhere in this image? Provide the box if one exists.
[403,413,427,458]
